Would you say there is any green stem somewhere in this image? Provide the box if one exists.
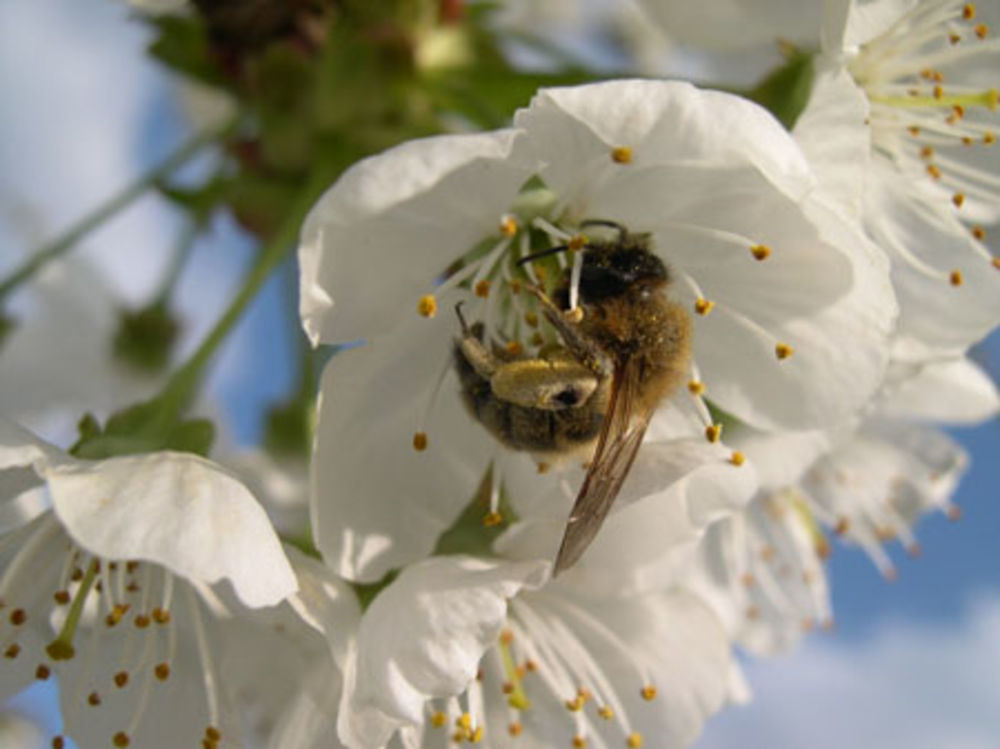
[152,221,200,307]
[157,169,333,417]
[0,121,231,301]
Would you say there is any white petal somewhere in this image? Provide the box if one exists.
[311,313,496,583]
[45,452,297,608]
[515,80,814,211]
[337,556,548,749]
[794,68,872,217]
[731,426,833,491]
[299,129,533,344]
[879,357,1000,424]
[0,418,66,474]
[843,0,918,50]
[497,439,757,594]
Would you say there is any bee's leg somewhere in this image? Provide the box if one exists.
[526,286,613,380]
[455,302,499,379]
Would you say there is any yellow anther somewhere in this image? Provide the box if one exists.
[573,736,587,748]
[530,332,545,347]
[568,234,588,251]
[565,696,584,712]
[565,306,584,323]
[474,280,491,298]
[694,298,714,316]
[950,270,964,286]
[430,711,447,728]
[750,244,771,261]
[973,225,987,240]
[505,341,524,357]
[412,432,428,452]
[483,511,503,528]
[500,216,518,237]
[627,733,644,748]
[705,424,722,443]
[114,671,129,688]
[992,257,1000,270]
[35,664,51,680]
[775,342,794,360]
[985,132,997,144]
[687,380,705,395]
[834,517,850,535]
[417,294,437,318]
[577,687,592,702]
[953,193,966,208]
[4,644,19,659]
[964,3,976,20]
[926,164,943,180]
[598,705,614,720]
[741,572,755,587]
[524,311,539,327]
[950,32,962,44]
[908,125,921,136]
[470,726,484,743]
[536,462,551,474]
[456,713,472,730]
[963,136,975,145]
[52,738,65,749]
[952,104,965,119]
[640,685,657,701]
[134,614,150,629]
[508,723,523,736]
[499,629,514,645]
[933,85,944,99]
[975,23,988,39]
[88,691,101,706]
[106,604,129,628]
[113,731,130,748]
[152,607,171,624]
[729,451,746,466]
[525,659,538,672]
[10,609,26,626]
[53,591,70,605]
[611,146,633,164]
[155,663,170,681]
[920,146,935,159]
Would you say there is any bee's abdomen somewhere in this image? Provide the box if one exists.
[454,344,603,453]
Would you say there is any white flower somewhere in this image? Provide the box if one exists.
[0,419,329,749]
[795,0,1000,360]
[300,79,896,582]
[338,553,733,749]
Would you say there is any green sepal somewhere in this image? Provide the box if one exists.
[351,569,400,613]
[147,14,225,89]
[156,177,228,225]
[69,400,216,460]
[747,50,815,130]
[112,301,181,374]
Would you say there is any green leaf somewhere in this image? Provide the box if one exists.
[147,15,225,88]
[747,51,815,130]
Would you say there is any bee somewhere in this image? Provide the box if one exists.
[454,221,692,573]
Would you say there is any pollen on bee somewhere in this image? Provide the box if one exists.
[475,280,491,298]
[950,270,964,286]
[729,451,746,466]
[694,298,714,316]
[640,685,657,701]
[483,511,503,527]
[704,424,722,443]
[412,432,429,452]
[627,733,644,748]
[775,342,794,360]
[750,244,771,261]
[952,193,966,208]
[611,146,633,164]
[417,294,438,318]
[500,215,519,237]
[687,380,705,395]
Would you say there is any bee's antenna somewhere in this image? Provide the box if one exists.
[579,219,627,241]
[454,301,471,334]
[516,244,570,266]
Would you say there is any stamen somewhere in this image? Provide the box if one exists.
[687,380,705,395]
[611,146,633,164]
[500,215,518,238]
[729,451,746,466]
[417,295,438,318]
[750,244,772,260]
[775,342,795,360]
[693,298,714,316]
[187,586,220,730]
[705,424,722,443]
[412,432,429,452]
[949,270,964,286]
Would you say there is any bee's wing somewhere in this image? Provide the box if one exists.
[553,357,653,574]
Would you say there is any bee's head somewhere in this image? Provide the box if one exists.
[576,235,668,301]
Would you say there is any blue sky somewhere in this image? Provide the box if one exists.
[2,0,999,747]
